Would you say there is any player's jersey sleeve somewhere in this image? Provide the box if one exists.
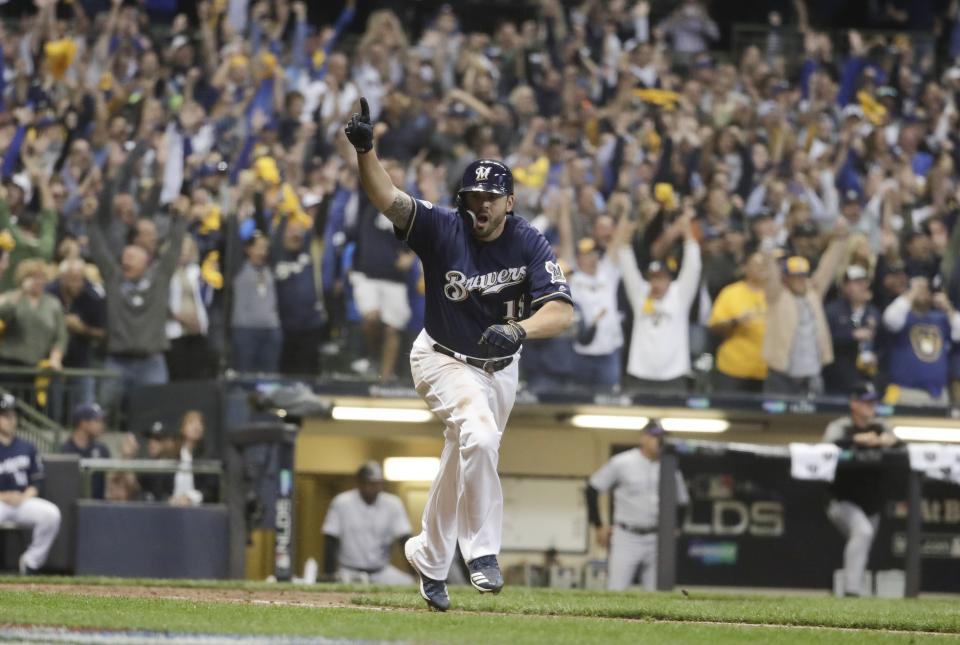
[394,198,451,255]
[525,231,573,310]
[589,458,620,493]
[321,495,343,537]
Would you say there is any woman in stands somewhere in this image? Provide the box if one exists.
[0,259,67,387]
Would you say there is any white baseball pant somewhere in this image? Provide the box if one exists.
[827,500,879,595]
[0,497,61,570]
[607,527,658,591]
[405,330,518,581]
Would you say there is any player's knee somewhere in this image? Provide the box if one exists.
[851,521,874,542]
[37,501,62,528]
[460,426,500,458]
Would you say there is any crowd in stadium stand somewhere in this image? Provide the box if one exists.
[1,0,960,411]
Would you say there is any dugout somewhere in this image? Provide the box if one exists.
[279,392,960,595]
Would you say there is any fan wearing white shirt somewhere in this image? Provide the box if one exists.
[612,210,701,393]
[570,237,623,388]
[170,411,209,507]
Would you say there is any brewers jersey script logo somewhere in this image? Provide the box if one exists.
[443,267,528,301]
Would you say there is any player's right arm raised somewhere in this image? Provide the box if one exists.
[344,96,414,230]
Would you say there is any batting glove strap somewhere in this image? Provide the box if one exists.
[479,320,527,356]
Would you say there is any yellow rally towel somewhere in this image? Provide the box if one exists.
[513,156,548,189]
[199,204,221,235]
[883,384,901,405]
[259,51,278,79]
[312,50,326,70]
[633,88,680,110]
[644,129,662,155]
[857,90,887,126]
[254,156,282,185]
[229,54,250,70]
[0,230,15,252]
[654,182,676,210]
[277,183,313,230]
[99,71,114,92]
[201,251,224,289]
[44,39,78,80]
[34,359,51,408]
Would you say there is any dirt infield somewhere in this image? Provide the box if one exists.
[0,583,359,609]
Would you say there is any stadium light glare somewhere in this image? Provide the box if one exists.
[661,418,730,433]
[384,457,441,482]
[892,426,960,443]
[331,406,433,423]
[570,414,649,430]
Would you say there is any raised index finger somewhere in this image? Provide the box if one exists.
[360,97,370,120]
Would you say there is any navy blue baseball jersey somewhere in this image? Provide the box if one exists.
[0,437,43,492]
[396,199,572,358]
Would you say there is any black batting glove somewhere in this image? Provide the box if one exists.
[479,320,527,356]
[344,97,374,153]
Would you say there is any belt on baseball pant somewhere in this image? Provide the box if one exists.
[616,523,657,535]
[432,343,514,374]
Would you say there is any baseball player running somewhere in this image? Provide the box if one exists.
[345,98,574,611]
[0,393,62,574]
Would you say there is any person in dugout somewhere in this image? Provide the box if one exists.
[586,419,689,591]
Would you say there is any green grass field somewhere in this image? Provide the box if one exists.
[1,577,958,644]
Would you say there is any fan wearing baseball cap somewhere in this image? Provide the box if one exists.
[822,383,899,596]
[823,265,881,394]
[760,224,849,396]
[60,403,110,499]
[610,207,701,393]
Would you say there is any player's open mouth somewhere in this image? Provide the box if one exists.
[476,214,490,228]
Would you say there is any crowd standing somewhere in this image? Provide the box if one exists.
[0,0,959,411]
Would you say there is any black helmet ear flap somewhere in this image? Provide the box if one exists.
[456,191,477,228]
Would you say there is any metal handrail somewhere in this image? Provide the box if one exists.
[79,458,224,474]
[0,386,66,454]
[0,366,121,378]
[78,458,225,501]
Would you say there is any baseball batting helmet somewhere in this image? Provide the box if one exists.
[456,159,514,226]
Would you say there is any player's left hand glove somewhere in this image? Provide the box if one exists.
[344,97,374,153]
[479,321,527,356]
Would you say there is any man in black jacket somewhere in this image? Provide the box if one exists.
[822,383,899,596]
